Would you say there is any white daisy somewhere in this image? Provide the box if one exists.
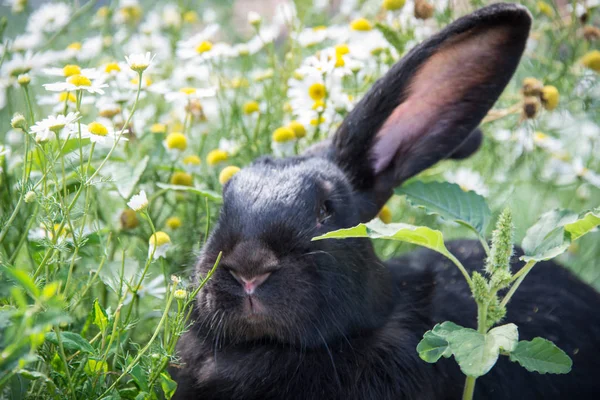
[176,24,219,60]
[127,190,148,212]
[125,51,156,73]
[445,168,489,197]
[43,73,108,94]
[164,86,217,103]
[26,2,71,34]
[30,112,80,142]
[80,121,128,145]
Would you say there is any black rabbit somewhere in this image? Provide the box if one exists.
[174,3,600,399]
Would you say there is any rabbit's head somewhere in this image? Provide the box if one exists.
[193,4,531,347]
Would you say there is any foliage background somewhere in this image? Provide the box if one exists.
[0,0,598,398]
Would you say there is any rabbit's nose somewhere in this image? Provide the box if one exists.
[229,270,271,295]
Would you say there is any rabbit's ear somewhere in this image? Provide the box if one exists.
[330,3,531,220]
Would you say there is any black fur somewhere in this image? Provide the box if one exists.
[174,4,600,399]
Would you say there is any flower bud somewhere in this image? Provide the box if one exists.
[24,191,36,203]
[11,113,27,130]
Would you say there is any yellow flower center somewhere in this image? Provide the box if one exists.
[308,82,326,101]
[207,149,229,166]
[67,74,91,87]
[170,172,193,186]
[165,132,188,151]
[151,123,167,134]
[350,18,372,31]
[288,121,306,139]
[335,44,350,56]
[183,155,201,165]
[534,131,547,141]
[149,231,171,246]
[312,100,325,110]
[581,50,600,72]
[537,1,554,17]
[166,216,182,229]
[196,41,213,54]
[63,64,81,77]
[219,166,241,185]
[88,122,109,136]
[105,62,121,73]
[67,42,82,51]
[272,127,296,143]
[231,77,249,88]
[180,87,197,95]
[183,10,198,23]
[377,205,392,224]
[310,116,326,126]
[335,56,345,68]
[383,0,406,11]
[243,101,260,115]
[58,92,77,103]
[541,85,559,110]
[312,25,327,31]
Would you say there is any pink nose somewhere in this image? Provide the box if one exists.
[229,271,272,295]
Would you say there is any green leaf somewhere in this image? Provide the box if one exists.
[564,208,600,241]
[93,299,109,331]
[59,137,91,156]
[156,183,223,203]
[417,331,450,363]
[103,156,149,199]
[44,331,94,354]
[160,372,178,399]
[521,208,600,262]
[375,22,405,54]
[488,323,518,353]
[447,328,499,377]
[509,338,572,374]
[130,364,149,392]
[395,180,491,237]
[313,219,450,257]
[1,266,40,299]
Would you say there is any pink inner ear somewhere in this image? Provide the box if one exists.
[371,25,509,174]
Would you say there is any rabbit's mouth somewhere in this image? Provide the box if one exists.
[243,295,267,319]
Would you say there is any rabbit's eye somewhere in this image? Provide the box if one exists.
[317,201,332,224]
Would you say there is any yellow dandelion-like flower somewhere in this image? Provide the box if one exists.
[170,172,193,186]
[383,0,406,11]
[350,18,372,31]
[196,41,213,54]
[308,82,326,101]
[378,205,392,224]
[183,155,201,165]
[272,127,295,143]
[219,166,241,185]
[581,50,600,72]
[243,101,260,115]
[541,85,559,110]
[207,149,229,166]
[151,123,167,134]
[166,216,182,229]
[165,132,188,151]
[288,121,306,139]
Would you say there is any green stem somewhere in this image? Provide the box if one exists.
[500,260,537,308]
[444,251,473,287]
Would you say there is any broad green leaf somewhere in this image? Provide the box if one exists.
[521,208,599,262]
[59,137,91,156]
[395,180,491,237]
[509,338,572,374]
[130,364,149,392]
[103,156,149,199]
[447,328,499,377]
[564,208,600,241]
[488,323,518,353]
[313,219,450,257]
[160,372,178,399]
[417,331,450,363]
[93,299,109,331]
[44,331,94,354]
[156,183,223,203]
